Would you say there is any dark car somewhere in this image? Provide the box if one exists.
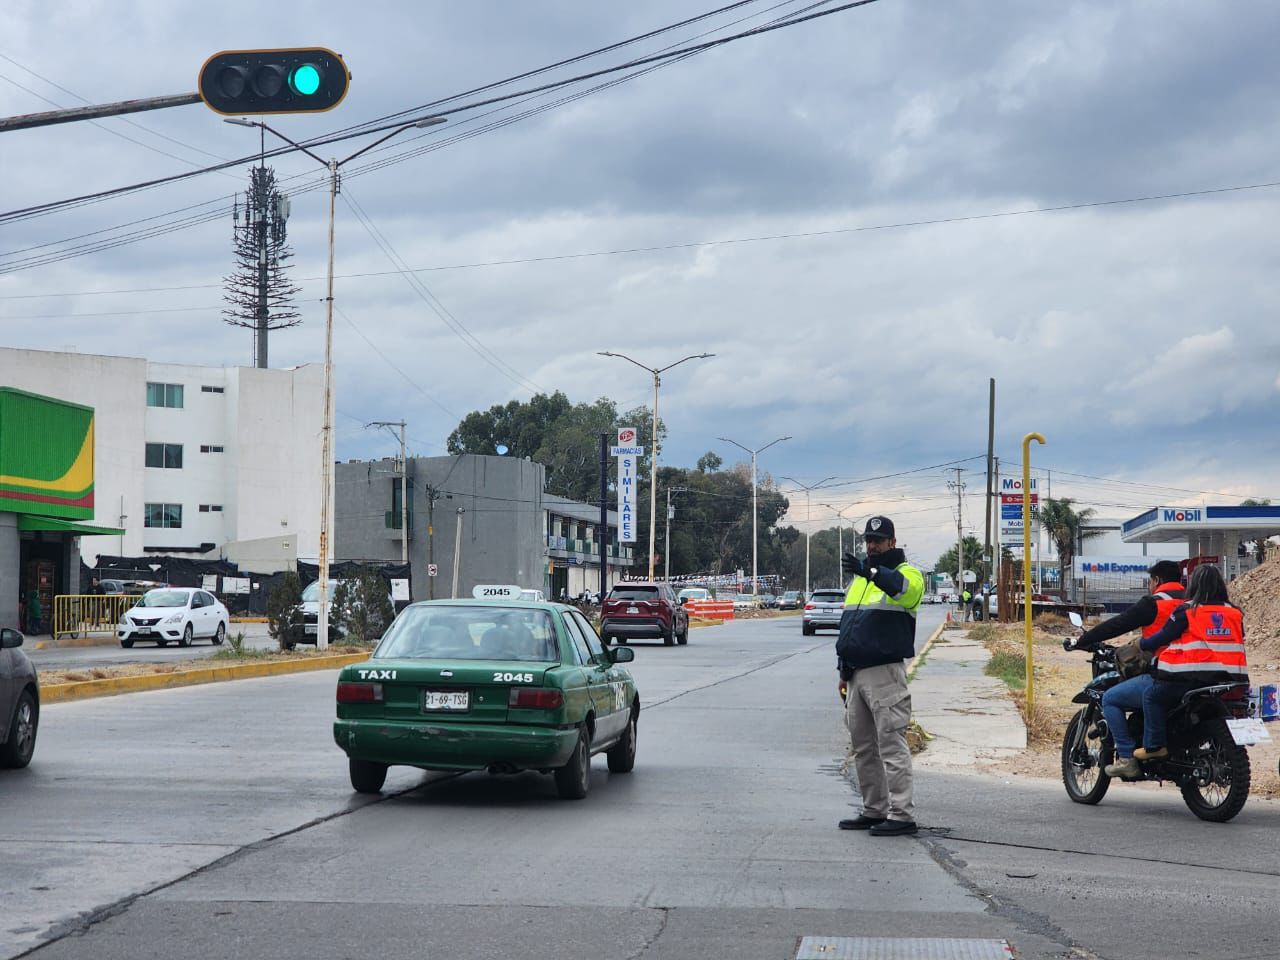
[761,594,779,609]
[1,627,39,768]
[601,582,689,646]
[778,591,803,610]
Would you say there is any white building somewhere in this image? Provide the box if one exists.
[0,347,328,571]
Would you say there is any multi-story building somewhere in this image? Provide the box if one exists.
[335,453,634,602]
[0,347,327,572]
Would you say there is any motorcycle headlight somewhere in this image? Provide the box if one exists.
[164,613,184,624]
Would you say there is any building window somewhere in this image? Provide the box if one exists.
[146,382,184,408]
[200,385,224,394]
[198,504,223,513]
[145,443,183,469]
[144,503,183,528]
[200,445,224,453]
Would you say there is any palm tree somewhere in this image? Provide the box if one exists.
[1038,497,1104,599]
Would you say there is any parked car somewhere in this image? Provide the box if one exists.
[778,591,803,610]
[519,589,546,603]
[0,627,38,768]
[334,598,638,798]
[292,578,358,647]
[760,594,779,609]
[802,589,847,636]
[732,593,762,612]
[601,582,689,646]
[118,587,229,648]
[676,587,711,604]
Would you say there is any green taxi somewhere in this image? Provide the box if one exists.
[334,599,639,799]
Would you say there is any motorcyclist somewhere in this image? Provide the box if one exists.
[1102,563,1247,777]
[1071,560,1184,779]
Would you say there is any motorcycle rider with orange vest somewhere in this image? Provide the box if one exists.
[1104,563,1248,778]
[1077,560,1185,649]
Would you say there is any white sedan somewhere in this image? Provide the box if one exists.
[118,588,229,648]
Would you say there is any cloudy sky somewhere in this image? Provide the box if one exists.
[3,0,1279,566]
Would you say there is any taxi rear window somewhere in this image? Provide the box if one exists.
[376,606,559,662]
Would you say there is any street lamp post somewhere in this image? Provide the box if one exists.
[821,502,859,585]
[597,351,714,581]
[782,476,837,596]
[226,114,445,649]
[718,435,790,596]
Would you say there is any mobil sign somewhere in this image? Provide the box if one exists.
[1162,507,1202,523]
[1000,477,1038,495]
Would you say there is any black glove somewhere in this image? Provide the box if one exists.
[1062,637,1077,652]
[841,552,866,579]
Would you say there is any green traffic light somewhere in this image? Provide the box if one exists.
[289,64,321,96]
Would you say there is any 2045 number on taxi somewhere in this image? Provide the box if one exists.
[494,671,534,683]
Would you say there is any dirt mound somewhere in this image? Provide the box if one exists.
[1230,562,1280,662]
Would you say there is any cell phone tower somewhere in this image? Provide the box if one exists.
[222,164,301,368]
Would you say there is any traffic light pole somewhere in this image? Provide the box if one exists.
[0,92,201,133]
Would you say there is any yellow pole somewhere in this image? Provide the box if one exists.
[1022,432,1045,712]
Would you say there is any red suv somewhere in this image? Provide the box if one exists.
[601,582,689,646]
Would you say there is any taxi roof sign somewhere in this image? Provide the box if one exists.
[472,584,523,600]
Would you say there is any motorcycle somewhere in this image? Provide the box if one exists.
[1060,611,1253,822]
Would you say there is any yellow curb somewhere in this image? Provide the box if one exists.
[41,652,371,704]
[906,622,945,683]
[42,634,119,649]
[231,616,268,623]
[688,618,724,628]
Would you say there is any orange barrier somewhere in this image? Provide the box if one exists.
[687,599,734,621]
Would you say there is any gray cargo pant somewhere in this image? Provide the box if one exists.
[844,661,914,822]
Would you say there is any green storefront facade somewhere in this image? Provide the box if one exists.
[0,388,121,633]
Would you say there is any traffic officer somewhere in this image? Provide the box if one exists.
[835,516,925,837]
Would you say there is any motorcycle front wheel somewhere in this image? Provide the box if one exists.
[1180,718,1250,823]
[1062,707,1112,804]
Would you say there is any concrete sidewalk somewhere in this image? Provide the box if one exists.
[912,628,1026,772]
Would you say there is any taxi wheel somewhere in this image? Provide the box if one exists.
[349,757,388,794]
[607,709,637,774]
[555,727,591,800]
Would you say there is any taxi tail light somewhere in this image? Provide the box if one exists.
[337,681,384,703]
[509,688,564,709]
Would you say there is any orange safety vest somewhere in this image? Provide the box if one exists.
[1141,584,1185,640]
[1156,603,1248,679]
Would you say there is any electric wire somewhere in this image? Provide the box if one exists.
[333,304,460,421]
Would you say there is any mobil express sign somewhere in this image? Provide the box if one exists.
[1162,508,1202,523]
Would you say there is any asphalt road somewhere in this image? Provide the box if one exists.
[4,607,1277,960]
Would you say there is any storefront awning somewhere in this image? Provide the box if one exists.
[17,515,125,537]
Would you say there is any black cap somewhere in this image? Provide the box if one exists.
[864,516,895,539]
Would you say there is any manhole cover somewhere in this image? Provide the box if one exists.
[796,937,1014,959]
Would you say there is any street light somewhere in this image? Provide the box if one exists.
[226,113,445,648]
[597,351,714,580]
[718,435,790,596]
[821,502,860,585]
[781,476,837,596]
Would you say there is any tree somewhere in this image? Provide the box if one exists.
[696,451,722,473]
[1038,497,1104,599]
[266,571,303,651]
[332,568,395,645]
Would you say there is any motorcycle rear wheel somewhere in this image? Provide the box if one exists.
[1062,707,1112,804]
[1179,718,1250,823]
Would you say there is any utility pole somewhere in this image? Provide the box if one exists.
[993,456,1001,616]
[821,502,859,586]
[718,435,790,596]
[366,420,408,564]
[948,468,966,604]
[664,486,690,582]
[450,507,465,599]
[984,377,995,583]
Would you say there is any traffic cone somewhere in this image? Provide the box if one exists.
[946,609,952,623]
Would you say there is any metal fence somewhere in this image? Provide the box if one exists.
[53,594,140,640]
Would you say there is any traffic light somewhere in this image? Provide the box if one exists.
[198,48,350,115]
